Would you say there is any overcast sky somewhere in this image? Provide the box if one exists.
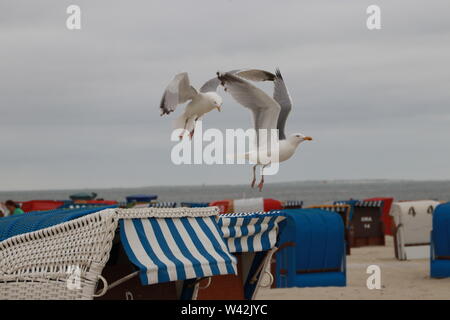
[1,0,449,191]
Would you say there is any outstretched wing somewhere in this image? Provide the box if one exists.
[236,68,293,140]
[199,69,243,93]
[200,69,276,93]
[160,72,197,115]
[217,72,281,147]
[234,69,276,82]
[273,69,293,140]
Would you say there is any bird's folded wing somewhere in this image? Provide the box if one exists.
[160,72,197,115]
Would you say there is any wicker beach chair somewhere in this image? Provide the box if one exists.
[391,200,440,260]
[0,209,118,300]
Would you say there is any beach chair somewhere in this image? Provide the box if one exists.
[69,192,97,201]
[148,201,177,208]
[390,200,440,260]
[283,200,304,209]
[0,205,285,300]
[335,200,385,247]
[430,203,450,278]
[180,202,210,208]
[109,207,238,300]
[58,200,118,209]
[0,208,118,300]
[275,209,346,288]
[308,205,352,255]
[20,200,65,212]
[0,206,236,300]
[193,211,286,300]
[0,206,114,242]
[365,197,394,235]
[125,194,158,205]
[210,198,283,214]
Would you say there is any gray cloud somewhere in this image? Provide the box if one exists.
[1,0,450,190]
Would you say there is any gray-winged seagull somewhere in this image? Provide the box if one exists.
[217,69,313,191]
[160,72,224,139]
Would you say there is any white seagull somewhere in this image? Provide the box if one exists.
[159,70,262,139]
[217,69,313,191]
[160,72,225,139]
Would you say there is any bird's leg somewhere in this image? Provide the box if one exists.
[258,164,268,192]
[189,119,199,140]
[251,164,258,188]
[179,118,189,140]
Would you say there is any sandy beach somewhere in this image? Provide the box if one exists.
[256,237,450,300]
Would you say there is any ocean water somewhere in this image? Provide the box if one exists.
[1,180,449,206]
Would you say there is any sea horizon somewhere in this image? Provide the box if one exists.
[2,179,449,207]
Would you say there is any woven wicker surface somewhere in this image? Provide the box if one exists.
[0,209,118,300]
[117,206,220,219]
[0,207,222,300]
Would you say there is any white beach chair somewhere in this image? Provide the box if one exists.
[390,200,440,260]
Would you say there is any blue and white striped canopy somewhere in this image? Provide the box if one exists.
[120,215,237,285]
[217,211,286,253]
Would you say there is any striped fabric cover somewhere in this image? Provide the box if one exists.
[120,215,237,285]
[217,211,286,253]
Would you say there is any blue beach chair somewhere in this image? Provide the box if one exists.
[126,194,158,204]
[0,206,113,242]
[180,202,210,208]
[275,209,346,288]
[430,202,450,278]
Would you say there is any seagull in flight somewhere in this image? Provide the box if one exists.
[217,69,313,191]
[160,72,224,139]
[160,70,250,139]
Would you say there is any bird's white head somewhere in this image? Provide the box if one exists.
[288,133,313,146]
[205,92,223,112]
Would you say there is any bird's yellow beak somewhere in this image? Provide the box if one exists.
[216,106,221,112]
[304,136,313,141]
